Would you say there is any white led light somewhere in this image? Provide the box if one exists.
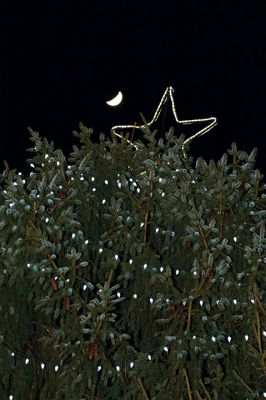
[116,365,120,372]
[193,335,196,340]
[83,285,87,291]
[105,180,109,185]
[80,176,84,180]
[211,336,216,342]
[56,161,60,166]
[91,177,95,182]
[149,298,154,304]
[9,396,14,400]
[25,358,30,365]
[72,233,76,239]
[175,269,180,275]
[133,294,137,299]
[148,354,152,360]
[115,254,119,260]
[233,299,237,305]
[130,362,134,368]
[245,335,249,341]
[97,366,102,372]
[233,236,237,242]
[102,199,106,204]
[199,300,204,306]
[27,263,31,268]
[163,346,168,352]
[156,227,159,233]
[140,222,144,228]
[251,299,255,304]
[117,292,121,298]
[55,365,59,372]
[143,263,147,270]
[92,188,96,192]
[99,248,103,253]
[263,331,266,337]
[45,217,49,223]
[85,240,89,244]
[263,392,266,398]
[193,271,197,275]
[129,259,133,264]
[182,300,186,306]
[227,336,232,343]
[160,267,164,272]
[41,362,45,369]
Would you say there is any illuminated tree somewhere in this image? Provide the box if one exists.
[0,123,266,399]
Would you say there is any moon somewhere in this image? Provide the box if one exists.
[106,91,123,107]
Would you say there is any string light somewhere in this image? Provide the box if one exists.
[111,86,217,157]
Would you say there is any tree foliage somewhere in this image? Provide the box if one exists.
[0,124,266,399]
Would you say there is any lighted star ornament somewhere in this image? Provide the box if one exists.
[111,86,217,157]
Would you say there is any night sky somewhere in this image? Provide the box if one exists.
[1,1,266,174]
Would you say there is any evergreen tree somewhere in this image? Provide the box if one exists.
[0,123,266,399]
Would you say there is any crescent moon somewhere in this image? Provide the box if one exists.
[106,91,123,107]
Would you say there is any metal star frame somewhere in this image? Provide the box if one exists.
[111,86,217,156]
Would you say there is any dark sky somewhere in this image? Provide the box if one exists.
[1,1,266,174]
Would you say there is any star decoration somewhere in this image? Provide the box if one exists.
[111,86,217,156]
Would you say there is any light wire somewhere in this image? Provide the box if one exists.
[111,86,218,157]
